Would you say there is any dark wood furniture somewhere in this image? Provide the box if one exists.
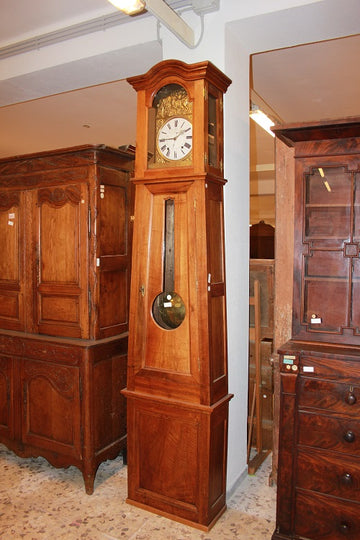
[0,145,134,493]
[250,220,275,259]
[272,117,360,539]
[248,279,272,473]
[249,258,274,340]
[248,260,274,460]
[123,60,232,531]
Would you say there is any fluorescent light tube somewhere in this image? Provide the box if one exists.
[249,108,275,137]
[107,0,145,15]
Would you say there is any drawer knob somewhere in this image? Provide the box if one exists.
[345,392,357,406]
[340,472,353,486]
[339,521,352,535]
[344,430,356,443]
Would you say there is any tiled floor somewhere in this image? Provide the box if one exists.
[0,444,276,539]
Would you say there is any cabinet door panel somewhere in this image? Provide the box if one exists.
[0,193,25,331]
[98,177,131,338]
[303,279,348,333]
[99,269,128,334]
[34,185,89,338]
[0,355,14,439]
[21,359,81,458]
[93,353,127,452]
[206,183,227,402]
[293,161,360,344]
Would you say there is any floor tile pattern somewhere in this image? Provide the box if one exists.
[0,444,276,539]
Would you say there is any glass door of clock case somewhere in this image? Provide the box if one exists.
[152,198,186,330]
[207,84,223,173]
[129,182,195,393]
[147,84,193,169]
[296,164,360,338]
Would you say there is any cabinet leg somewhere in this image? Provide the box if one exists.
[83,473,95,495]
[272,530,295,539]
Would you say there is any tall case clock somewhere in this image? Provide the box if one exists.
[123,59,232,531]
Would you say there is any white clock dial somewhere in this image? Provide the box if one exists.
[157,117,193,161]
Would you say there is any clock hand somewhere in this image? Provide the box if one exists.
[174,127,192,140]
[159,135,177,141]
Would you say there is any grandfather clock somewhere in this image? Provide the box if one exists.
[123,59,232,531]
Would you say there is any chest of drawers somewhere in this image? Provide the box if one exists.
[272,118,360,539]
[273,342,360,540]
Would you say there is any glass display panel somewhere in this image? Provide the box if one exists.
[303,280,349,331]
[352,256,360,279]
[208,92,217,168]
[305,167,350,205]
[305,207,350,239]
[351,281,360,332]
[305,250,348,279]
[300,166,359,335]
[353,173,360,241]
[305,167,351,239]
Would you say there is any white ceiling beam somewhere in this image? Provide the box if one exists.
[146,0,195,47]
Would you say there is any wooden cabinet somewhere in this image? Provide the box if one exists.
[0,144,133,340]
[248,260,274,457]
[249,259,274,340]
[0,145,134,493]
[0,331,128,493]
[248,339,273,450]
[272,118,360,539]
[250,220,275,259]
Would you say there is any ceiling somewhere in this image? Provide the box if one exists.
[251,34,360,126]
[0,1,359,160]
[250,33,360,166]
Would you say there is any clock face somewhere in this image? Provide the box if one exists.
[157,117,193,162]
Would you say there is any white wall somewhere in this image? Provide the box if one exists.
[160,0,360,493]
[159,4,253,492]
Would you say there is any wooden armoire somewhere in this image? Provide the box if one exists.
[0,144,134,494]
[272,118,360,539]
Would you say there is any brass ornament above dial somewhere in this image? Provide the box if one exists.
[150,83,193,167]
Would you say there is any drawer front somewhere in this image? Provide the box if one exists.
[298,411,360,456]
[297,447,360,502]
[298,377,360,415]
[295,489,360,540]
[300,355,360,382]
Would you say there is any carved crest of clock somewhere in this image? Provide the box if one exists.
[123,59,232,531]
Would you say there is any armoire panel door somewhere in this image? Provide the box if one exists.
[98,179,130,338]
[206,181,228,403]
[21,358,82,459]
[0,191,26,331]
[33,184,89,338]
